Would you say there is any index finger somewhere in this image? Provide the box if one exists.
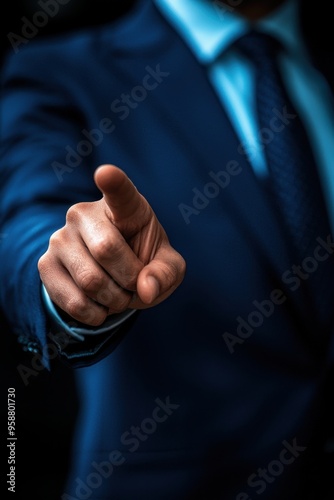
[94,164,146,223]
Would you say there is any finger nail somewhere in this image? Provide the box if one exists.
[146,276,160,302]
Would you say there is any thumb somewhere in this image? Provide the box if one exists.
[94,164,145,223]
[135,243,186,306]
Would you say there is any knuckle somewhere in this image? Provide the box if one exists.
[77,270,104,295]
[160,261,178,288]
[90,234,124,262]
[116,267,139,291]
[164,248,187,286]
[95,286,112,304]
[37,250,56,277]
[93,279,128,311]
[66,296,90,319]
[177,254,187,281]
[95,281,131,313]
[37,254,47,274]
[90,236,113,261]
[65,205,79,224]
[65,202,88,224]
[65,294,108,326]
[47,228,72,255]
[123,276,138,291]
[48,228,63,247]
[82,309,107,327]
[110,293,132,314]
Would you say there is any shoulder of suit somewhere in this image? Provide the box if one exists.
[3,1,175,75]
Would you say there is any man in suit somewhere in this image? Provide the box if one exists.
[1,0,334,498]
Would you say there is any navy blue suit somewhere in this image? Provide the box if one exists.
[1,1,334,498]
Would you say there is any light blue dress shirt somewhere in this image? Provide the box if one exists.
[156,0,334,229]
[44,0,334,339]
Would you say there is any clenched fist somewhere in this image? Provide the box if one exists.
[38,164,186,326]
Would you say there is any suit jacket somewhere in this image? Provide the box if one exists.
[1,1,334,498]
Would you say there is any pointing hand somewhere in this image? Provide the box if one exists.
[38,164,186,326]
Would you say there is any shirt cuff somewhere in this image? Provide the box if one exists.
[40,283,139,367]
[41,283,137,341]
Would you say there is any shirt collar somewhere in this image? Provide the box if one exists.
[154,0,304,64]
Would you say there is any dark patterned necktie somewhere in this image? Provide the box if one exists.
[235,30,334,326]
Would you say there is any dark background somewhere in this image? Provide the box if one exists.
[1,2,137,499]
[2,0,138,62]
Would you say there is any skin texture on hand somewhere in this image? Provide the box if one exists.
[38,164,186,326]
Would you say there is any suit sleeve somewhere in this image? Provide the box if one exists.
[0,44,137,370]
